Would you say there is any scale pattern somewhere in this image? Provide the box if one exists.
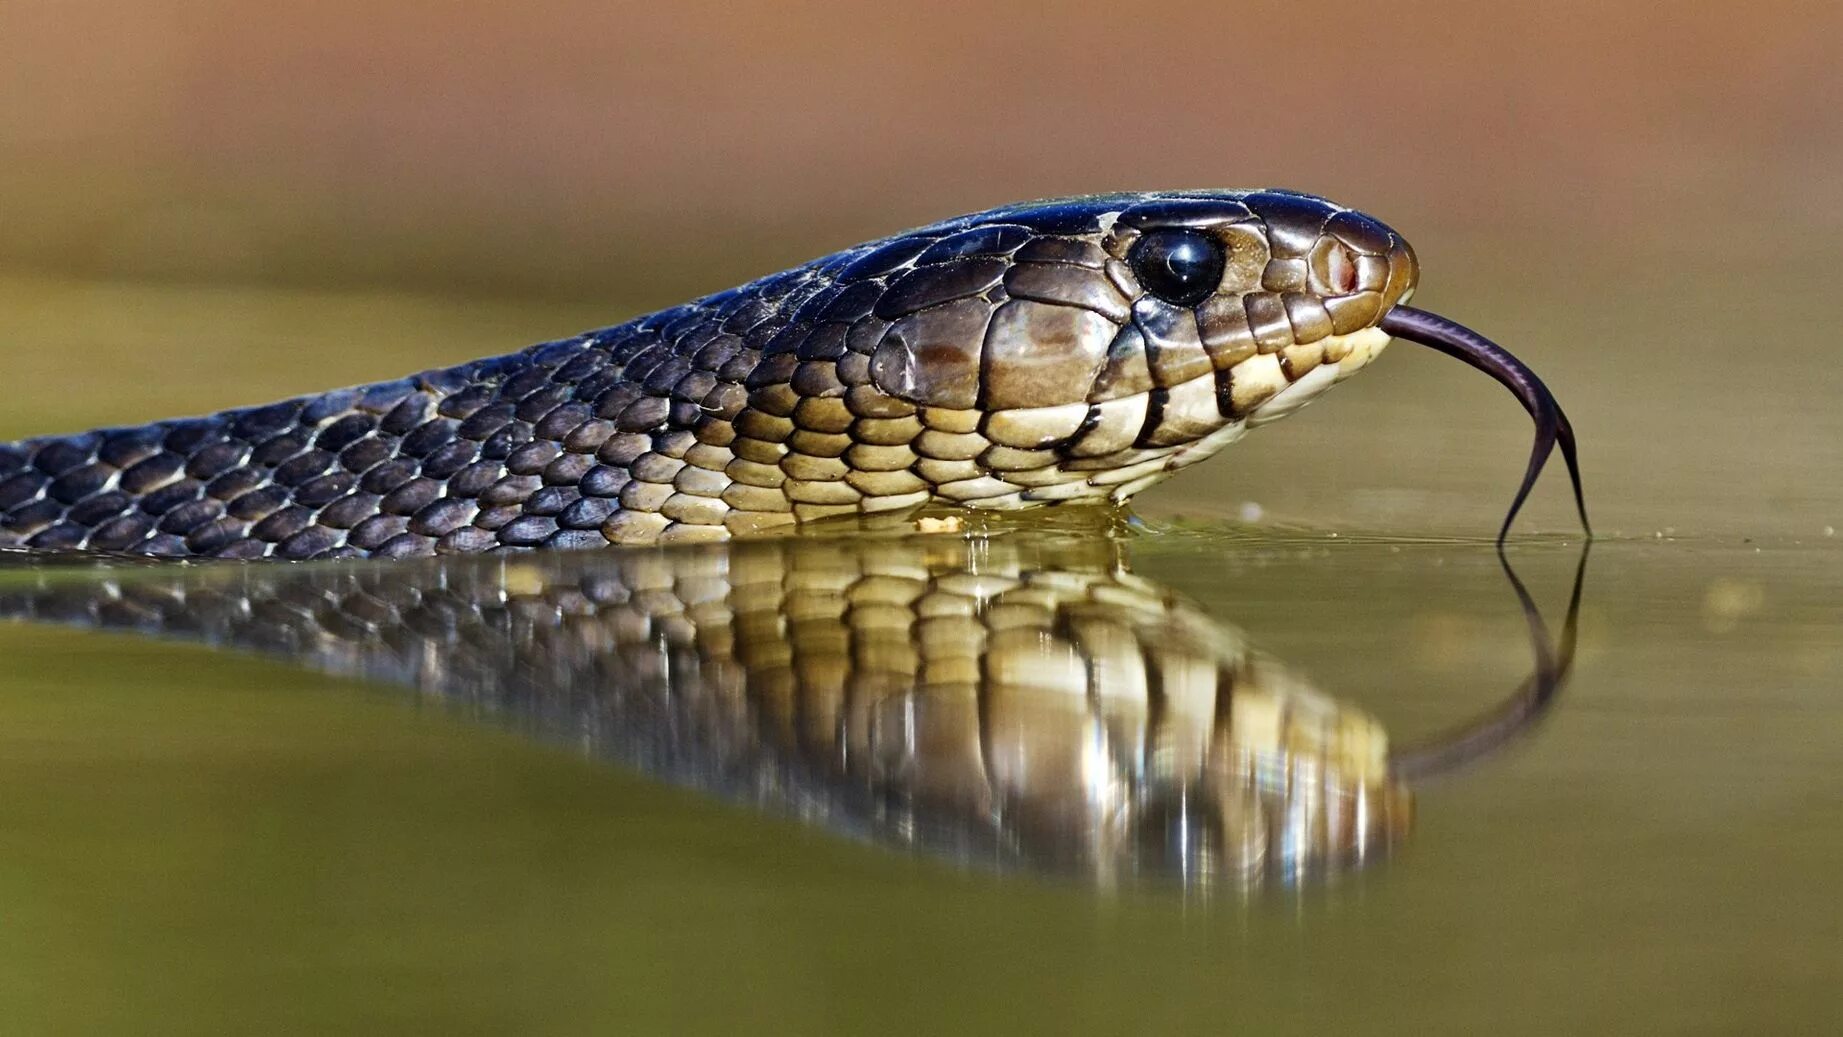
[0,190,1416,559]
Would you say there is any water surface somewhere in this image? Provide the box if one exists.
[0,276,1838,1033]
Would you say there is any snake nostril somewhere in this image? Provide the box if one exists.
[1329,244,1357,294]
[1310,238,1361,297]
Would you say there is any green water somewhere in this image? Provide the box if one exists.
[0,275,1839,1032]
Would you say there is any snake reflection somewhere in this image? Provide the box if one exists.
[0,533,1583,890]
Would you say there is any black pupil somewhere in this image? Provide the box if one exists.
[1128,229,1226,307]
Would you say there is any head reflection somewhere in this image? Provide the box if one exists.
[0,534,1582,892]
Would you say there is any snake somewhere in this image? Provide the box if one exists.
[0,189,1588,560]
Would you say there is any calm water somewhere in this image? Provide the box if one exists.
[0,274,1839,1032]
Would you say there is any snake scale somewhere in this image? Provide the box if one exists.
[0,189,1586,560]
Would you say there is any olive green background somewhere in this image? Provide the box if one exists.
[2,2,1840,1032]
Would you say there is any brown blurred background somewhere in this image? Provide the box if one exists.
[3,9,1842,1030]
[2,0,1839,536]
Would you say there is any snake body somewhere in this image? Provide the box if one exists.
[0,190,1418,559]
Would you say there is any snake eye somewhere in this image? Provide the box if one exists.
[1127,229,1226,307]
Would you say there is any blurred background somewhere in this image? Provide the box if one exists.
[5,0,1839,295]
[3,5,1843,1033]
[3,0,1839,537]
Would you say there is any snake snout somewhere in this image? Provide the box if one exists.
[1238,191,1420,318]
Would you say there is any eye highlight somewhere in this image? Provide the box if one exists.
[1127,229,1226,307]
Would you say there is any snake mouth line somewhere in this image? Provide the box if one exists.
[1377,305,1591,542]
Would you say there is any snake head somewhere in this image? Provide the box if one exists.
[1096,190,1419,424]
[851,189,1419,504]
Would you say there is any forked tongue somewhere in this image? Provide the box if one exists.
[1377,306,1590,542]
